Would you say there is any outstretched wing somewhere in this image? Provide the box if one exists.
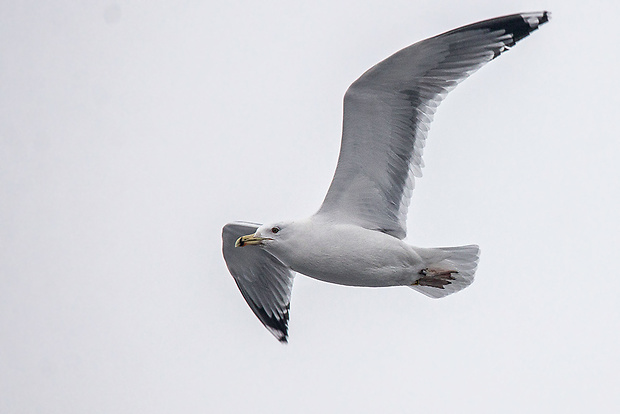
[317,12,550,239]
[222,222,295,343]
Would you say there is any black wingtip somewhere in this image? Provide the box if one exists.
[440,11,551,45]
[233,278,291,342]
[502,12,551,44]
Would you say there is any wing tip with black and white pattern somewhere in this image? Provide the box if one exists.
[438,11,551,57]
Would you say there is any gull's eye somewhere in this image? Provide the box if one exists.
[271,226,280,234]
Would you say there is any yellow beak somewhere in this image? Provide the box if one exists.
[235,233,271,247]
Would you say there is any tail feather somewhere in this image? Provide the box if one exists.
[410,245,480,298]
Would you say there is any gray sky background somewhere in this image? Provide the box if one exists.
[1,1,619,413]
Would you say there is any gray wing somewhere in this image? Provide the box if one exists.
[222,222,295,343]
[317,12,550,239]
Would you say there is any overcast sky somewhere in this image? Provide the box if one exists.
[1,1,619,413]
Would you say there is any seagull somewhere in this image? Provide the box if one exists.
[222,12,550,342]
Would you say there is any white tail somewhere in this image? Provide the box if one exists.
[410,245,480,298]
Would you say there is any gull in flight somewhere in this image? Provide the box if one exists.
[222,12,550,342]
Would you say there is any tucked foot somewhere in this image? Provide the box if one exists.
[414,268,459,289]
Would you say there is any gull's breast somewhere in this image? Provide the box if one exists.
[276,223,423,287]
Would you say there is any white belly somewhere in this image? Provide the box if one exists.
[267,222,424,287]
